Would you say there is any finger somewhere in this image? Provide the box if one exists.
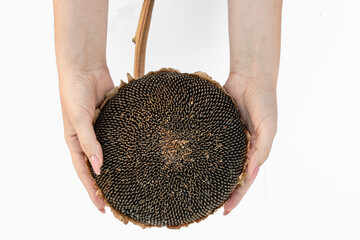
[223,166,260,215]
[246,126,276,179]
[73,119,103,175]
[70,149,106,213]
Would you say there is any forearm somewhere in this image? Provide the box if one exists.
[228,0,282,85]
[53,0,109,74]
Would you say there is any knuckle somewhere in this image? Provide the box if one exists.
[259,153,270,164]
[71,115,86,127]
[64,135,71,146]
[64,133,77,148]
[80,141,92,154]
[71,109,93,126]
[253,150,268,164]
[264,150,270,160]
[76,168,87,181]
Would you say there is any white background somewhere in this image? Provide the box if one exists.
[0,0,359,239]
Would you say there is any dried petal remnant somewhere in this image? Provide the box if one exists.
[87,70,248,228]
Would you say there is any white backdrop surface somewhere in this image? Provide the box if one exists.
[0,0,359,240]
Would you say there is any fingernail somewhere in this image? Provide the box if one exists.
[99,208,106,214]
[223,210,230,216]
[90,155,101,175]
[251,166,260,183]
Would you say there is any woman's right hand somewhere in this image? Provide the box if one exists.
[59,66,114,213]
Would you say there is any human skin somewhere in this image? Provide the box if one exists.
[53,0,282,216]
[223,0,282,215]
[54,0,112,213]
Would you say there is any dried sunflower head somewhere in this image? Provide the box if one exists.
[86,68,249,229]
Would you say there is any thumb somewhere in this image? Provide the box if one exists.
[74,119,103,175]
[246,125,276,180]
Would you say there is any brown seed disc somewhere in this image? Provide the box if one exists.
[87,69,248,228]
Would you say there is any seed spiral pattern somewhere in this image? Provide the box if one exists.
[88,70,248,228]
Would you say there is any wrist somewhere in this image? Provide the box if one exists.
[226,70,278,92]
[55,48,107,75]
[228,57,279,84]
[57,64,110,82]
